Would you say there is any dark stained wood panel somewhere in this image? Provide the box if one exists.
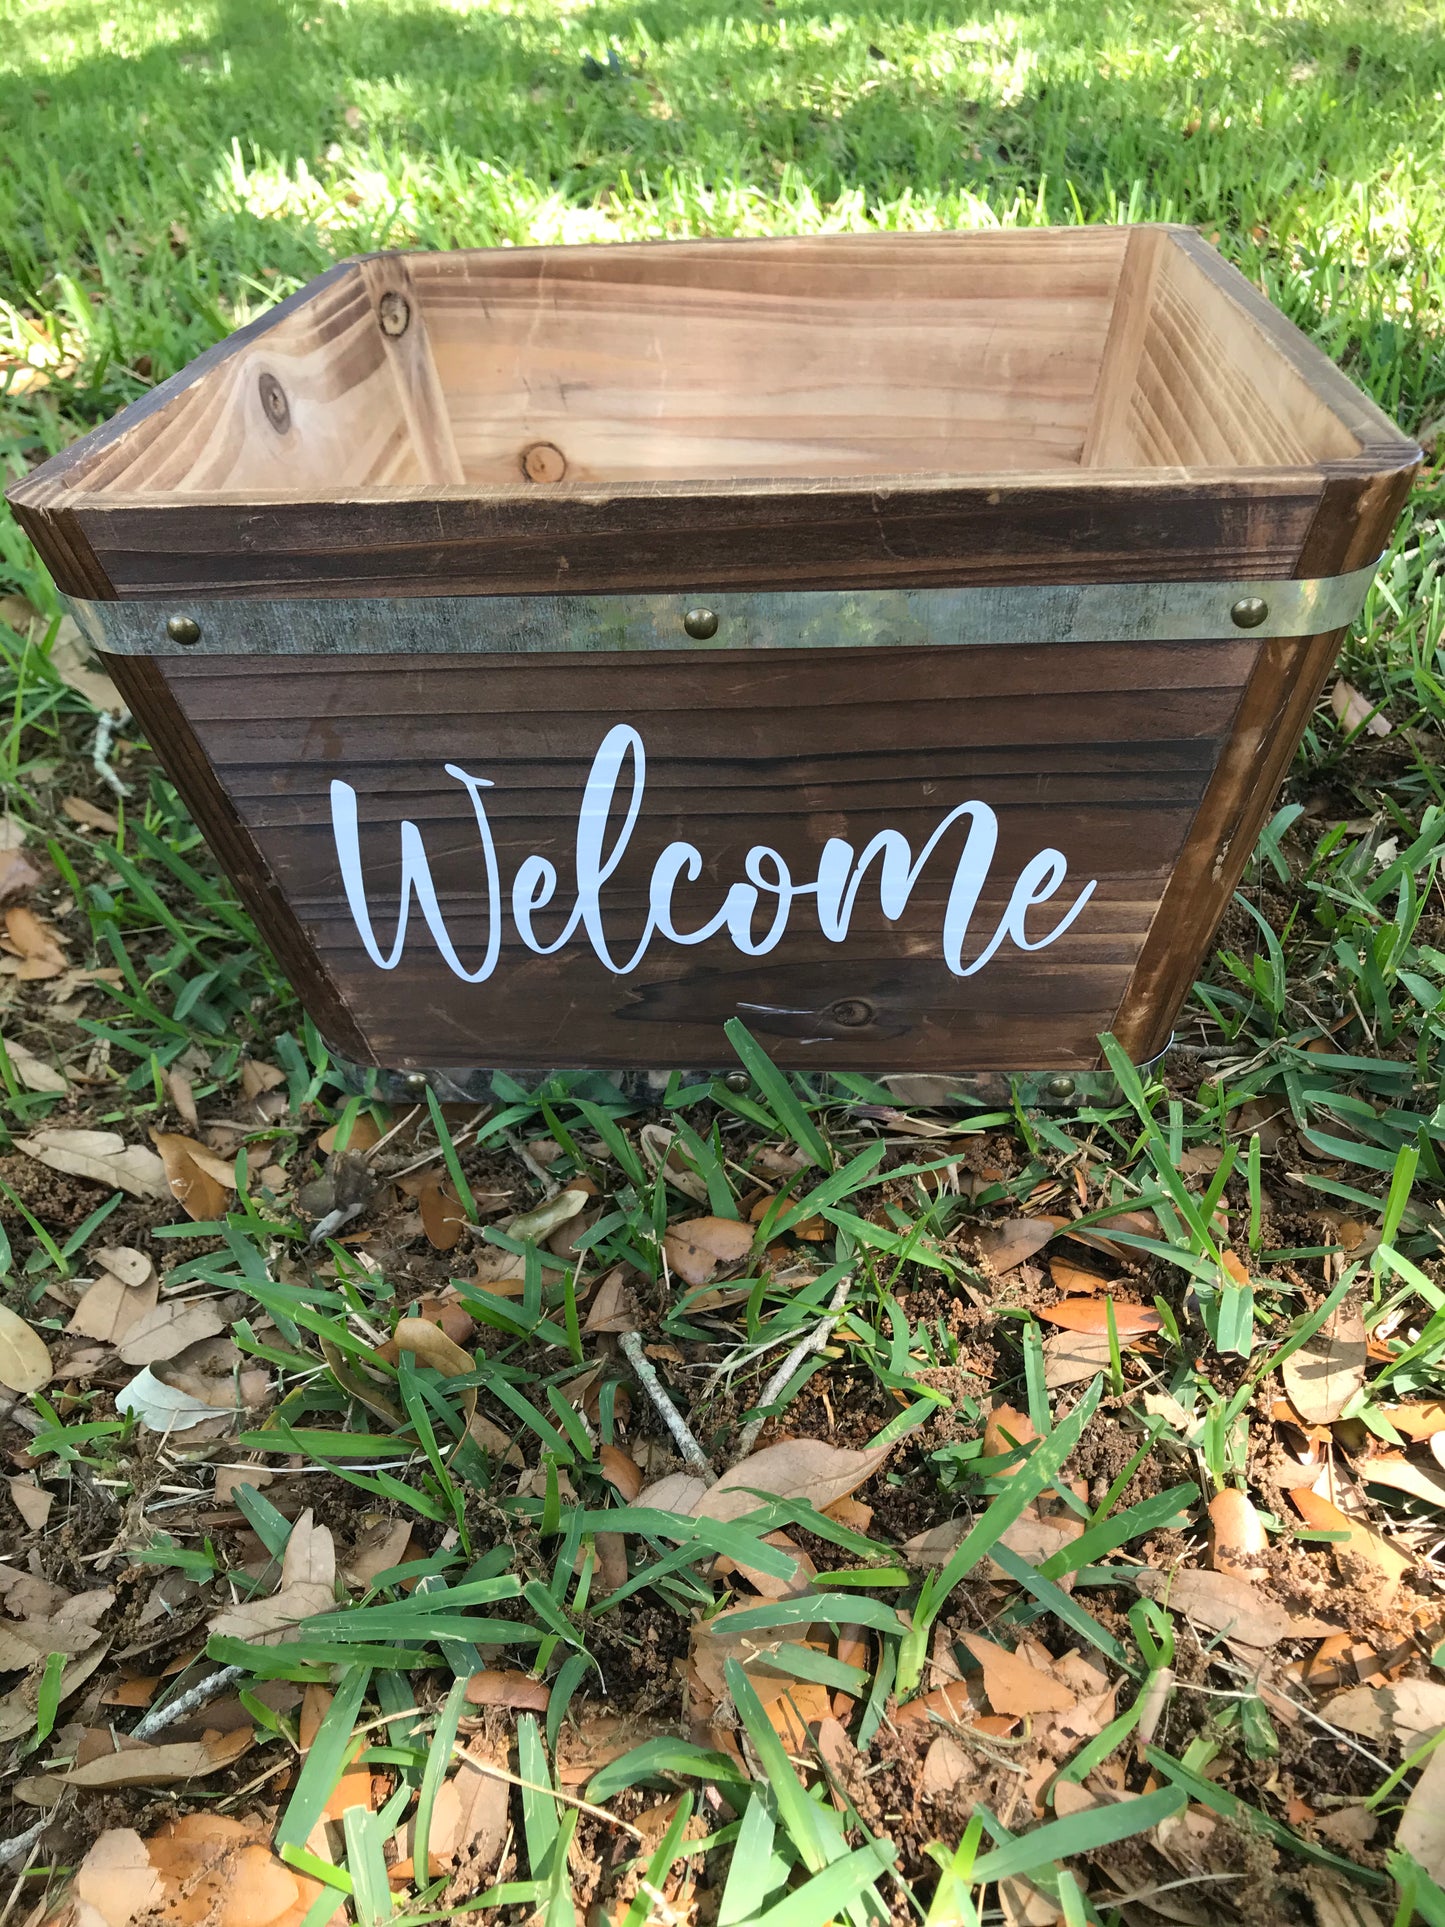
[149,641,1257,1070]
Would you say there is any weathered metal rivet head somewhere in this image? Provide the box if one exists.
[722,1069,749,1092]
[683,607,720,641]
[378,290,411,337]
[257,370,290,433]
[1046,1074,1077,1100]
[404,1071,428,1093]
[1230,596,1269,630]
[165,615,201,646]
[521,441,567,484]
[830,998,873,1028]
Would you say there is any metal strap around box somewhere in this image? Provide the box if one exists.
[68,562,1380,657]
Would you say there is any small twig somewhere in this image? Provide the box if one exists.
[736,1271,853,1458]
[0,1820,47,1869]
[620,1331,713,1478]
[131,1663,246,1740]
[91,709,131,798]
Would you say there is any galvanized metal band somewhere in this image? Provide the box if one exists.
[68,564,1379,658]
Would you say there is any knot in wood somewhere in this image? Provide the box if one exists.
[378,290,411,337]
[257,370,290,433]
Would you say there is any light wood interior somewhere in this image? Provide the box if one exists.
[62,228,1380,500]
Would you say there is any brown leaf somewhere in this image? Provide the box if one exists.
[1207,1488,1267,1577]
[980,1217,1060,1272]
[68,1263,161,1345]
[0,847,39,905]
[695,1438,892,1523]
[240,1059,286,1103]
[894,1680,994,1728]
[663,1214,753,1287]
[419,1171,466,1250]
[1382,1400,1445,1441]
[316,1111,386,1155]
[1133,1567,1292,1647]
[209,1510,335,1644]
[8,1477,51,1530]
[1291,1487,1411,1594]
[1043,1329,1116,1389]
[1399,1741,1445,1881]
[94,1245,154,1289]
[599,1443,642,1502]
[0,1304,51,1395]
[635,1472,711,1514]
[56,1726,252,1788]
[151,1132,232,1221]
[1048,1257,1109,1294]
[1038,1299,1161,1337]
[5,1040,66,1092]
[4,905,66,975]
[464,1670,550,1711]
[339,1518,411,1588]
[388,1318,474,1376]
[116,1296,229,1367]
[983,1403,1038,1460]
[18,1128,168,1200]
[1359,1453,1445,1509]
[63,795,119,834]
[74,1829,165,1925]
[1282,1308,1367,1425]
[1330,678,1391,738]
[583,1266,638,1332]
[919,1732,971,1798]
[1326,1679,1445,1749]
[964,1633,1076,1717]
[451,1742,510,1878]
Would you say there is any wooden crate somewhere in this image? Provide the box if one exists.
[8,226,1418,1080]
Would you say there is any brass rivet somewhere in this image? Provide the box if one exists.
[257,370,290,433]
[831,998,873,1028]
[1046,1075,1077,1100]
[1231,596,1269,630]
[683,607,719,641]
[722,1069,749,1092]
[404,1071,428,1092]
[521,441,567,484]
[165,615,201,646]
[378,290,411,337]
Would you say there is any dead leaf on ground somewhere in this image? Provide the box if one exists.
[1399,1740,1445,1882]
[1207,1488,1267,1576]
[695,1438,891,1523]
[68,1261,161,1345]
[919,1732,972,1798]
[208,1509,335,1644]
[1325,1679,1445,1749]
[599,1443,642,1501]
[964,1633,1076,1717]
[1048,1257,1110,1294]
[151,1132,234,1221]
[72,1814,335,1927]
[1043,1329,1118,1389]
[1291,1487,1411,1595]
[1357,1452,1445,1509]
[465,1670,550,1711]
[116,1296,230,1367]
[980,1217,1061,1272]
[663,1214,753,1287]
[18,1128,168,1200]
[507,1188,588,1244]
[0,846,40,903]
[0,1303,52,1394]
[1384,1401,1445,1441]
[8,1476,51,1530]
[62,794,119,834]
[339,1517,411,1588]
[418,1170,466,1250]
[1282,1308,1367,1424]
[983,1402,1039,1460]
[635,1472,711,1514]
[640,1123,710,1203]
[5,1039,66,1092]
[1133,1567,1292,1647]
[583,1267,638,1332]
[48,614,125,714]
[1038,1299,1162,1337]
[52,1727,252,1788]
[1331,678,1391,738]
[116,1368,222,1434]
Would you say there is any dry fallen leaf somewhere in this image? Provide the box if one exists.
[339,1517,411,1588]
[980,1217,1061,1272]
[964,1633,1076,1717]
[53,1727,252,1789]
[0,1304,51,1395]
[1399,1738,1445,1881]
[663,1214,753,1287]
[1207,1488,1267,1577]
[1043,1329,1117,1389]
[116,1368,222,1433]
[1330,677,1391,738]
[919,1731,971,1798]
[0,846,39,905]
[73,1813,333,1927]
[1038,1299,1162,1337]
[18,1128,168,1201]
[1133,1567,1293,1647]
[983,1403,1038,1460]
[1282,1308,1367,1425]
[418,1171,466,1250]
[68,1260,161,1346]
[465,1669,550,1711]
[3,904,67,977]
[117,1296,230,1368]
[635,1472,712,1514]
[694,1438,891,1523]
[5,1039,66,1092]
[209,1510,335,1644]
[599,1443,642,1502]
[151,1132,234,1222]
[62,794,120,834]
[1291,1487,1411,1595]
[8,1477,51,1531]
[1325,1679,1445,1749]
[1357,1452,1445,1509]
[1384,1401,1445,1441]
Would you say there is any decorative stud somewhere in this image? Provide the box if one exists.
[722,1069,749,1092]
[165,615,201,646]
[683,607,720,641]
[404,1071,428,1092]
[1230,596,1269,630]
[1046,1075,1077,1100]
[378,290,411,337]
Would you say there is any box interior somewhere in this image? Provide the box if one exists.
[59,227,1371,501]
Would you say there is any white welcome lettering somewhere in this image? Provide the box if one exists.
[329,723,1096,980]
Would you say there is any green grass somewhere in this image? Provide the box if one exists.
[6,0,1445,1921]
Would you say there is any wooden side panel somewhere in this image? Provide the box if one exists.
[52,474,1325,600]
[58,269,424,496]
[412,230,1127,483]
[1089,228,1364,469]
[355,257,465,486]
[140,638,1262,1072]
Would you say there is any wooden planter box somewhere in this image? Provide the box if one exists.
[9,226,1418,1083]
